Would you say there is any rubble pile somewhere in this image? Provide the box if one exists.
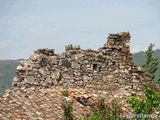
[12,32,150,92]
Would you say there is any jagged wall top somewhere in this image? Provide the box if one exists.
[12,32,150,92]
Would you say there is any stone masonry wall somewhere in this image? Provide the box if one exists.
[12,32,151,92]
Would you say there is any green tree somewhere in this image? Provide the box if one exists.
[142,44,159,81]
[158,73,160,84]
[127,83,160,120]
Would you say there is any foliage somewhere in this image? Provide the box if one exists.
[0,60,20,92]
[141,44,159,81]
[81,98,124,120]
[90,97,111,120]
[127,83,160,119]
[61,97,125,120]
[132,49,160,82]
[61,89,69,97]
[61,101,74,120]
[158,73,160,84]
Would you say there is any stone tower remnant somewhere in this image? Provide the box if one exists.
[12,32,151,92]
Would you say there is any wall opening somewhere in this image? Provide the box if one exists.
[93,64,97,71]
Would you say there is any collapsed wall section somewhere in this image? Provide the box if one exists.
[12,32,151,92]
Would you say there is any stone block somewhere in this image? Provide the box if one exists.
[51,71,60,80]
[50,56,57,64]
[74,45,80,50]
[71,62,80,69]
[65,44,73,51]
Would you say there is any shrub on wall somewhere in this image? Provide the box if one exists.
[127,83,160,119]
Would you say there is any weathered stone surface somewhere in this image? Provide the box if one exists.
[83,76,90,83]
[106,75,115,80]
[74,45,80,50]
[138,67,144,72]
[12,32,151,91]
[50,56,57,64]
[65,44,73,51]
[13,77,18,82]
[59,80,63,85]
[16,65,23,71]
[71,62,80,69]
[39,68,46,76]
[2,89,10,98]
[51,71,60,80]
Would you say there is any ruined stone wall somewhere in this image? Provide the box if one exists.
[12,32,151,92]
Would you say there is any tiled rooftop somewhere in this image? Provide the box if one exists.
[0,87,134,120]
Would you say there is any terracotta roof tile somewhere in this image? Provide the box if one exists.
[0,87,136,119]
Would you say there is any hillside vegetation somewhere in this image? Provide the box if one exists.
[0,60,20,92]
[0,49,160,92]
[132,49,160,80]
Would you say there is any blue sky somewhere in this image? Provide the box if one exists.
[0,0,160,59]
